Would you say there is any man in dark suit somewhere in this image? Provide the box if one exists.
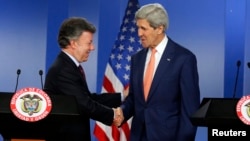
[44,17,123,141]
[114,3,200,141]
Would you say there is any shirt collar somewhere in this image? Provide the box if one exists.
[155,35,168,54]
[62,51,80,67]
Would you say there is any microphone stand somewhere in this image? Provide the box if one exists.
[14,69,21,93]
[233,61,241,98]
[39,70,44,89]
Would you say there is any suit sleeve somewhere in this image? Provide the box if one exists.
[177,53,200,141]
[90,92,121,108]
[53,67,118,126]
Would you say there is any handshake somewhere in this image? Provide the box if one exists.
[113,107,124,127]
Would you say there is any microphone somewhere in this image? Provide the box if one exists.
[248,62,250,68]
[14,69,21,93]
[233,60,241,98]
[39,70,44,89]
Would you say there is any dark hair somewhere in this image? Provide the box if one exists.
[58,17,96,48]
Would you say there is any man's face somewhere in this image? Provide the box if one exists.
[73,31,95,62]
[136,19,163,48]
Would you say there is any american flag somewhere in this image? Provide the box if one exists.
[93,0,141,141]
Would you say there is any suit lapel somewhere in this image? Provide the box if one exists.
[141,50,148,101]
[147,39,176,101]
[59,52,90,92]
[134,49,148,102]
[60,52,85,79]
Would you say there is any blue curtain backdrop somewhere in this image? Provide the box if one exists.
[0,0,250,141]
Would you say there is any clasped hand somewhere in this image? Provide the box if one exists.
[113,107,124,127]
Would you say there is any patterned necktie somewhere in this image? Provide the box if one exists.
[78,65,86,80]
[143,48,157,100]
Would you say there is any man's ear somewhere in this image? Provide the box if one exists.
[69,40,77,49]
[157,25,164,34]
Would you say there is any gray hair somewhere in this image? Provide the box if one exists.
[135,3,169,31]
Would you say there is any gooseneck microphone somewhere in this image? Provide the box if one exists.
[14,69,21,93]
[39,70,44,89]
[233,60,241,98]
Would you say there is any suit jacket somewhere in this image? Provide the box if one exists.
[122,38,200,141]
[44,51,121,141]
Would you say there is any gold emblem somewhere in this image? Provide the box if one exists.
[20,94,42,116]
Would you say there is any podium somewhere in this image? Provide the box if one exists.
[0,92,81,140]
[190,98,250,140]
